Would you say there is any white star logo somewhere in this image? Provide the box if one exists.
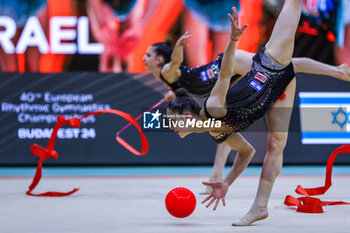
[150,109,162,122]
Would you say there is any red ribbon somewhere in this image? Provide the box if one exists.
[116,99,164,136]
[27,109,149,197]
[284,145,350,213]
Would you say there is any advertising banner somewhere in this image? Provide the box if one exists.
[1,72,350,165]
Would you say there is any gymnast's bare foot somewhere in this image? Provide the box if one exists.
[232,206,269,226]
[337,64,350,82]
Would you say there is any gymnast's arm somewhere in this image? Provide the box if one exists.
[205,36,236,118]
[161,32,191,83]
[223,133,256,186]
[202,133,255,209]
[206,7,247,117]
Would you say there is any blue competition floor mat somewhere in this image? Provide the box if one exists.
[1,166,349,177]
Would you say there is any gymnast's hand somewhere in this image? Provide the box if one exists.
[175,31,192,48]
[201,181,229,210]
[228,7,248,41]
[162,90,176,102]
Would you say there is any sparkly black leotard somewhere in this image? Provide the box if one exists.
[160,53,241,97]
[204,47,295,143]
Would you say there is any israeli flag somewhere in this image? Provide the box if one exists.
[299,92,350,144]
[249,80,262,92]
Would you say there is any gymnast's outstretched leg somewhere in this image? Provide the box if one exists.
[232,0,301,226]
[264,0,301,66]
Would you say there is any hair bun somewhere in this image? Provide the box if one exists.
[175,88,190,98]
[165,39,172,47]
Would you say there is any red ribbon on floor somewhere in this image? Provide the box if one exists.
[27,109,148,197]
[284,145,350,213]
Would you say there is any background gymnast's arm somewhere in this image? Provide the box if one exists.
[161,32,192,83]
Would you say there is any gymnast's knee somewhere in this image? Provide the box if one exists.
[267,133,288,155]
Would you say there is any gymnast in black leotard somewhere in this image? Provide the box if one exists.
[168,45,294,140]
[160,53,222,97]
[142,4,350,225]
[202,46,295,143]
[142,4,350,216]
[160,54,243,97]
[144,37,241,98]
[166,3,303,226]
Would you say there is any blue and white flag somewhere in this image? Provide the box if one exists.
[299,92,350,144]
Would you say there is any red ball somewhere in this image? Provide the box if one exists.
[165,187,196,218]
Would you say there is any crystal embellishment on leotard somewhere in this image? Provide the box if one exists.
[213,117,239,142]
